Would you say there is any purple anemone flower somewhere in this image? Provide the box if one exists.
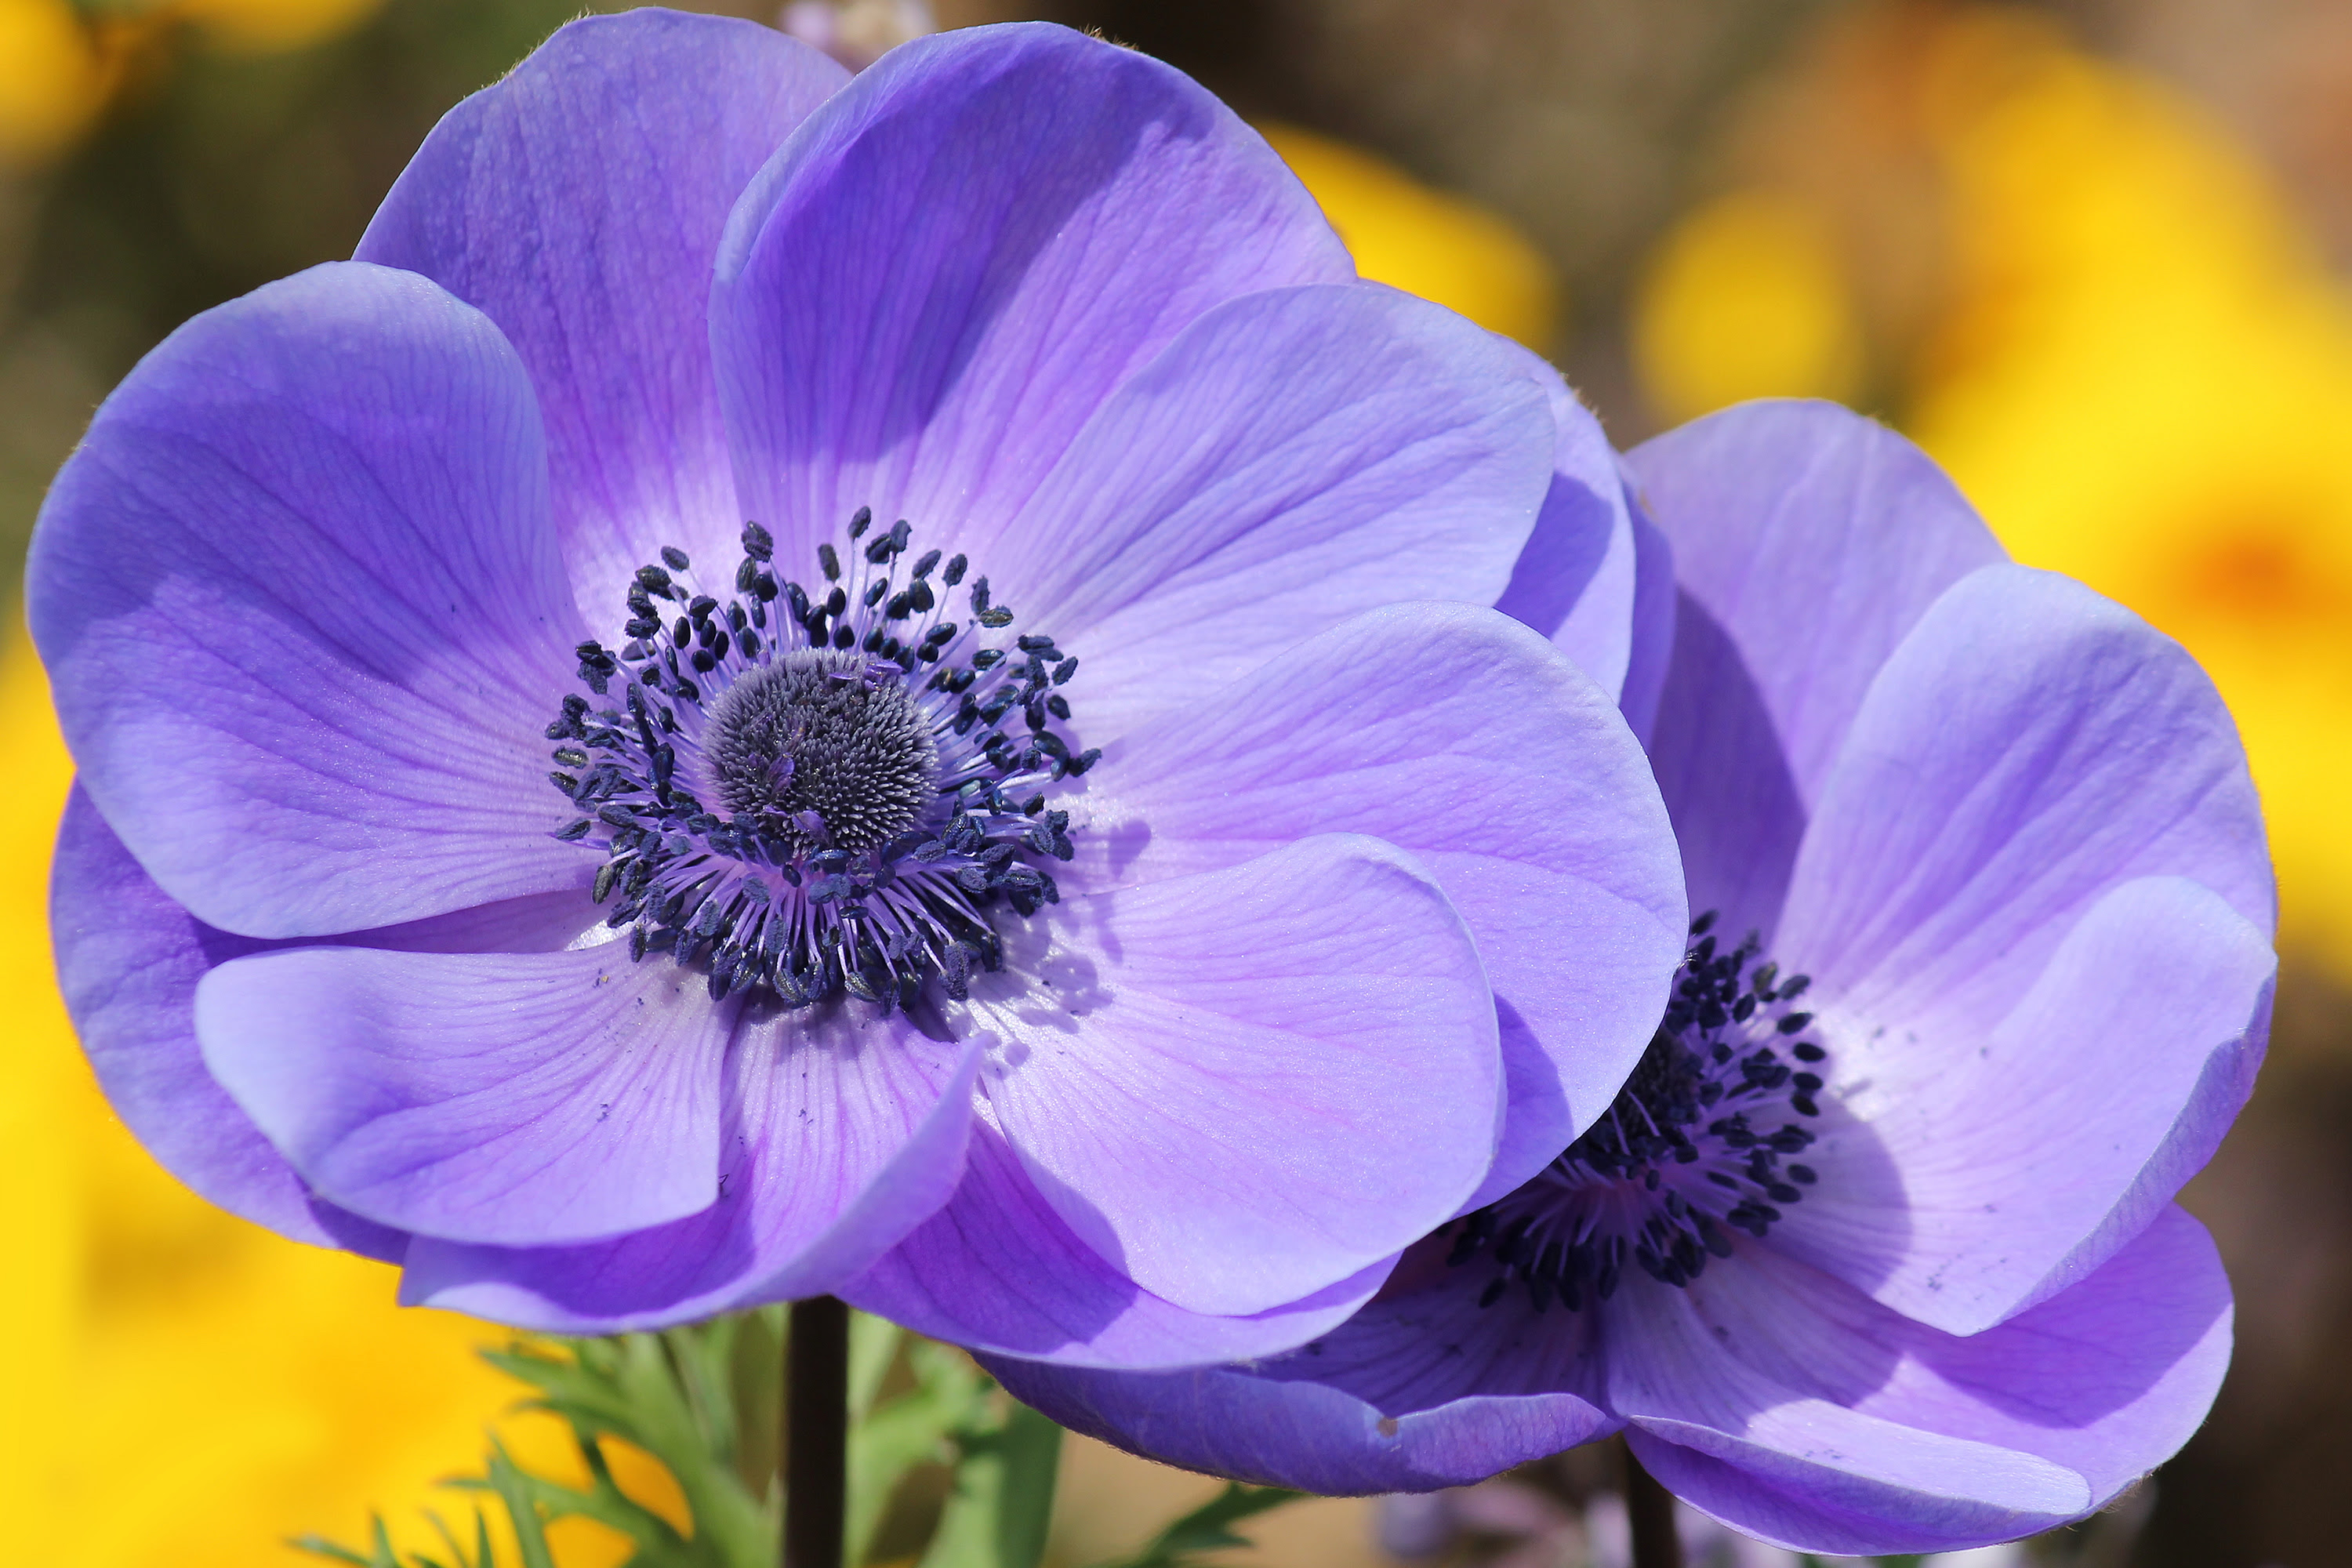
[33,11,1687,1347]
[989,400,2278,1552]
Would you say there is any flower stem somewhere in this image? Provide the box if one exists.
[784,1295,850,1568]
[1624,1442,1683,1568]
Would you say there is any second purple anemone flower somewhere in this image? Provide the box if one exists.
[33,12,1687,1349]
[990,401,2278,1552]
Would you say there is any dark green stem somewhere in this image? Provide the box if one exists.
[784,1296,849,1568]
[1625,1440,1683,1568]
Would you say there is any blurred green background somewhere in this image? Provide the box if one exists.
[5,2,2350,1565]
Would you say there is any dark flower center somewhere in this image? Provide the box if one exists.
[544,509,1100,1014]
[1444,910,1827,1311]
[706,649,939,854]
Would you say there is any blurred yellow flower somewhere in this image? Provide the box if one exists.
[1907,13,2352,973]
[0,0,387,169]
[1632,3,2352,974]
[177,0,385,53]
[0,630,658,1566]
[1264,121,1563,352]
[1632,187,1865,426]
[0,0,107,165]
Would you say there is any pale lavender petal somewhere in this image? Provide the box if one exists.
[1780,564,2274,1035]
[28,263,589,938]
[843,1123,1392,1369]
[1622,1210,2229,1556]
[1617,485,1676,745]
[979,284,1555,743]
[195,943,728,1247]
[989,1356,1612,1497]
[1068,603,1684,1209]
[1644,590,1809,944]
[358,10,845,626]
[50,788,401,1258]
[1625,400,2005,808]
[713,21,1352,572]
[1608,1279,2087,1555]
[975,833,1500,1317]
[401,1022,982,1330]
[980,1245,1614,1490]
[1494,368,1639,700]
[1772,874,2271,1334]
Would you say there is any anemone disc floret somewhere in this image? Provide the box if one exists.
[549,510,1092,1012]
[1447,909,1826,1310]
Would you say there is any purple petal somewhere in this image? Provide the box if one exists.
[981,1243,1616,1490]
[401,1021,982,1330]
[711,21,1352,572]
[1069,603,1685,1209]
[1640,591,1808,946]
[1781,564,2274,1034]
[1610,1297,2085,1552]
[978,833,1500,1317]
[1627,400,2005,808]
[1617,481,1677,746]
[1621,1209,2230,1556]
[358,10,846,626]
[28,263,589,938]
[1494,367,1640,700]
[196,942,729,1247]
[977,283,1555,744]
[1628,401,2002,938]
[843,1123,1392,1369]
[1772,873,2271,1333]
[989,1352,1612,1497]
[50,788,401,1257]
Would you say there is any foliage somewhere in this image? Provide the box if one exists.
[1080,1483,1305,1568]
[288,1309,1279,1568]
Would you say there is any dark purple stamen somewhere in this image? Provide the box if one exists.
[1446,910,1828,1311]
[546,512,1092,1014]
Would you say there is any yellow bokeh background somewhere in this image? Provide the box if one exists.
[13,1,2348,1558]
[0,0,390,165]
[1632,5,2352,974]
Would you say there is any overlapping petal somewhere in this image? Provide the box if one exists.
[1070,602,1684,1208]
[1630,401,2004,939]
[29,263,589,938]
[1621,1209,2230,1555]
[977,833,1499,1317]
[401,1019,982,1329]
[198,942,731,1247]
[989,1330,1613,1496]
[1782,564,2274,1031]
[982,284,1555,742]
[1493,368,1642,701]
[1774,874,2270,1331]
[713,21,1354,573]
[50,789,401,1255]
[844,1124,1393,1370]
[358,10,848,625]
[1627,400,2005,809]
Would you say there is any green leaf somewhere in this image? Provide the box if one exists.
[482,1334,773,1568]
[288,1516,398,1568]
[477,1439,561,1568]
[848,1311,906,1421]
[1085,1483,1305,1568]
[848,1338,992,1566]
[917,1403,1064,1568]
